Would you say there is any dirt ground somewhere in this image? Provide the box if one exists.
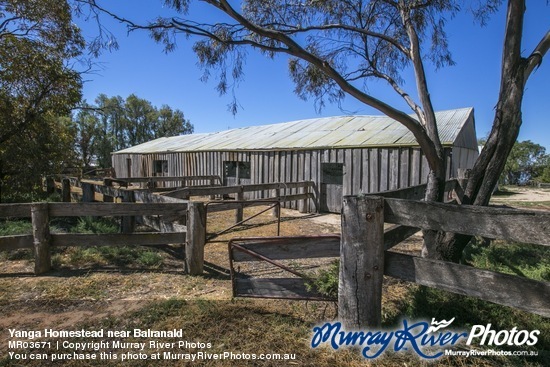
[490,185,550,211]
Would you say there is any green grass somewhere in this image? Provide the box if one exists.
[0,219,32,236]
[52,244,164,269]
[507,201,550,210]
[1,216,165,269]
[306,260,339,299]
[70,216,120,234]
[0,220,34,260]
[464,238,550,281]
[56,216,164,268]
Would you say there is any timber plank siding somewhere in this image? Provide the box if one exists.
[114,147,473,213]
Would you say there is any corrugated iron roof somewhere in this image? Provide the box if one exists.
[114,107,474,154]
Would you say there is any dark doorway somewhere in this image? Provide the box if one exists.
[320,163,344,213]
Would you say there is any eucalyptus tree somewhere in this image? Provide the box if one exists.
[77,94,194,168]
[0,0,84,144]
[502,140,547,185]
[156,105,195,138]
[73,107,101,168]
[0,0,85,200]
[81,0,549,261]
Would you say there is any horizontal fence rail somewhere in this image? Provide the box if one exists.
[384,252,550,317]
[0,233,185,249]
[115,175,222,184]
[384,198,550,246]
[164,181,314,199]
[0,203,188,218]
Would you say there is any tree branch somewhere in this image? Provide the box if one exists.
[373,70,424,119]
[399,1,443,173]
[523,29,550,85]
[267,23,410,57]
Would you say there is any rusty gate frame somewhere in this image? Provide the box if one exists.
[228,235,341,301]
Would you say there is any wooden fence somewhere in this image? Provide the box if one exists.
[229,178,550,327]
[0,201,208,275]
[25,176,315,276]
[164,180,315,214]
[107,175,223,190]
[54,177,314,224]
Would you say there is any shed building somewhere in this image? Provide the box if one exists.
[112,107,478,213]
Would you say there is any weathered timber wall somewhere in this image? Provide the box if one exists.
[112,145,477,213]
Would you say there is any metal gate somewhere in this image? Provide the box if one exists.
[228,235,340,300]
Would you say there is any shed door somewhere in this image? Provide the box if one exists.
[320,163,344,213]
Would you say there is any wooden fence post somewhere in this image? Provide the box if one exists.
[81,182,95,203]
[339,195,385,328]
[299,184,308,213]
[272,187,280,218]
[121,190,136,233]
[186,201,205,275]
[102,178,114,202]
[62,178,71,203]
[45,176,55,194]
[235,186,244,223]
[312,182,320,213]
[31,203,51,275]
[209,178,216,199]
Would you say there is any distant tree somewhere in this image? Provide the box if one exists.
[539,166,550,183]
[123,94,159,146]
[79,0,549,261]
[501,140,547,185]
[156,105,194,139]
[73,106,101,168]
[77,94,194,168]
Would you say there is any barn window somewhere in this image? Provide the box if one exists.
[321,163,344,185]
[153,160,168,175]
[126,158,132,178]
[224,161,251,179]
[238,162,251,179]
[224,161,237,178]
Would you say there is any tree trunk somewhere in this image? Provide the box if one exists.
[427,0,533,262]
[421,166,448,259]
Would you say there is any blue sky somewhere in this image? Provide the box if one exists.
[75,1,550,150]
